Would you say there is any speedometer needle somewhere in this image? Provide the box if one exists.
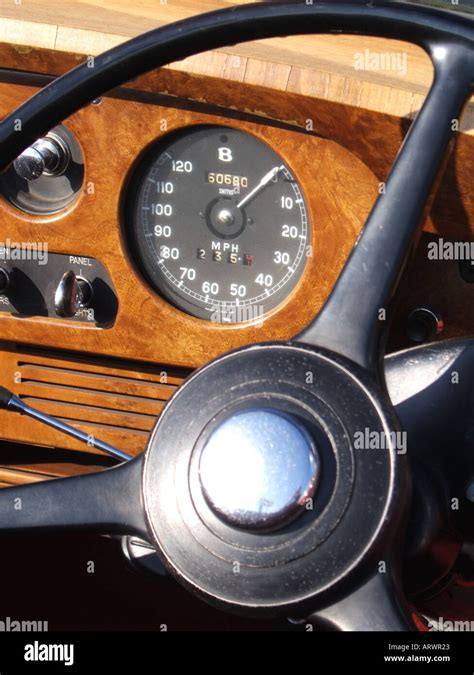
[237,165,284,209]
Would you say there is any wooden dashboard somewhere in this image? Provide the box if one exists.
[0,80,380,365]
[0,1,473,483]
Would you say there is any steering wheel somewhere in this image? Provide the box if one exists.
[0,0,473,631]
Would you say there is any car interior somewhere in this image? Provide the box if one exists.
[0,0,472,637]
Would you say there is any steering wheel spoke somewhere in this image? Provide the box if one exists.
[0,455,147,538]
[309,567,415,631]
[387,338,474,454]
[297,44,474,378]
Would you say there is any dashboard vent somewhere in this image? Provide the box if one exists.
[0,345,190,456]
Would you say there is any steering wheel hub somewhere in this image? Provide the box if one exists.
[142,342,407,615]
[199,408,320,532]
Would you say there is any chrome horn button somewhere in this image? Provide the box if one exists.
[199,409,320,531]
[144,343,397,612]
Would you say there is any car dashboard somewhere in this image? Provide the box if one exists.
[0,0,472,485]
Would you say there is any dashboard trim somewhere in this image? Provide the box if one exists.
[0,80,379,368]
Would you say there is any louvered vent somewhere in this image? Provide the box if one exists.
[0,346,190,456]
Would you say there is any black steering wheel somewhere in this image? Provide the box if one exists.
[0,0,473,631]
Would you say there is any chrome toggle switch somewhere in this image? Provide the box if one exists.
[54,271,93,318]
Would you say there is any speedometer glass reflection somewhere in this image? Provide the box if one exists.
[127,125,311,323]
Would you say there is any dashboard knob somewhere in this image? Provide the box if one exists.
[13,133,70,182]
[54,271,92,318]
[0,268,9,294]
[406,306,443,343]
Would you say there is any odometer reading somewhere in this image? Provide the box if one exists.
[128,125,311,323]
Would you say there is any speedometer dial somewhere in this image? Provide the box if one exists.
[127,125,311,323]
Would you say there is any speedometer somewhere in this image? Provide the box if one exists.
[126,125,311,323]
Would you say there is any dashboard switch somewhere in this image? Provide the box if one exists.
[406,307,444,343]
[13,132,70,182]
[55,271,93,318]
[0,268,9,294]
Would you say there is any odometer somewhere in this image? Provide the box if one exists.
[126,125,311,323]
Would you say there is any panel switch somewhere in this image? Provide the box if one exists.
[55,271,93,318]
